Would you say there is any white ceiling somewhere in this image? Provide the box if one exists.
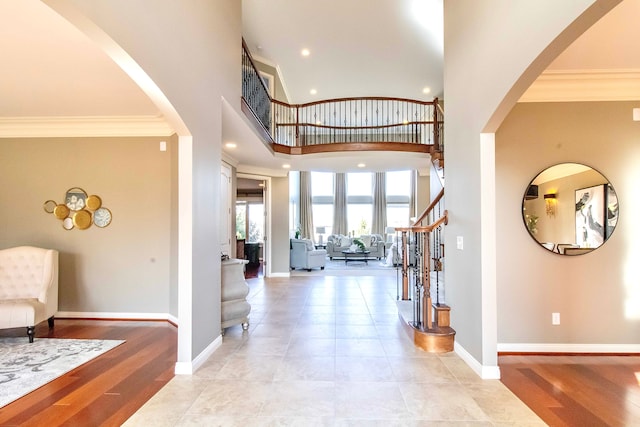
[1,0,638,175]
[241,0,444,104]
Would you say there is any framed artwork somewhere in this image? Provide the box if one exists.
[575,184,605,248]
[605,183,619,238]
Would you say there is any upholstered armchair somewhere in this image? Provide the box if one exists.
[0,246,59,342]
[290,239,326,271]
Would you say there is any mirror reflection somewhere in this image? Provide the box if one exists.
[522,163,619,255]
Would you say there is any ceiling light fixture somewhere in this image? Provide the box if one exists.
[310,89,317,95]
[301,48,310,57]
[225,142,237,148]
[422,87,431,94]
[282,164,291,169]
[357,163,366,168]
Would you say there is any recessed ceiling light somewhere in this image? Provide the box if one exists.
[282,164,291,169]
[422,87,431,94]
[301,48,310,57]
[310,89,317,95]
[357,163,366,168]
[225,142,237,148]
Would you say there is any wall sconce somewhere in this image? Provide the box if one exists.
[633,108,640,121]
[544,193,557,217]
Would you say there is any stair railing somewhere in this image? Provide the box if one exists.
[396,188,447,331]
[242,41,443,151]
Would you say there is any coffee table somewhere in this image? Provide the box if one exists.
[341,249,371,265]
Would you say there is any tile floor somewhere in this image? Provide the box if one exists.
[124,272,544,426]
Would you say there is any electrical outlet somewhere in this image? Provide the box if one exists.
[552,312,560,325]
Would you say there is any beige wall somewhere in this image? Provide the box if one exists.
[271,176,291,274]
[253,60,289,104]
[496,101,640,345]
[444,0,616,370]
[416,173,430,220]
[49,0,243,362]
[0,136,177,315]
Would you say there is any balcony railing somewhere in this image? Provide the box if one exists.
[242,42,443,151]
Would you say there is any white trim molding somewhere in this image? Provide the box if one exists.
[268,272,291,278]
[174,335,222,375]
[455,342,501,380]
[0,115,174,138]
[56,311,175,321]
[520,69,640,103]
[498,343,640,353]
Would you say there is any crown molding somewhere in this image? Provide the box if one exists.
[0,115,174,138]
[520,69,640,103]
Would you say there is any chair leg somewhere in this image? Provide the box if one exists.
[27,326,35,343]
[48,316,55,329]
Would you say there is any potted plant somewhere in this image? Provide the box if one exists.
[352,238,366,252]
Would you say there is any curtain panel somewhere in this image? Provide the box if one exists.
[333,173,347,235]
[371,172,387,235]
[300,171,315,240]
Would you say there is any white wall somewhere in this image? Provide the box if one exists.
[496,101,640,348]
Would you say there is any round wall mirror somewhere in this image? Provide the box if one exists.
[522,163,619,255]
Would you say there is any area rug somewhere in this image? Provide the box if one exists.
[0,338,124,408]
[291,257,402,276]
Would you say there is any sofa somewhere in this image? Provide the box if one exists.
[290,239,327,271]
[326,234,385,260]
[384,237,417,266]
[0,246,59,342]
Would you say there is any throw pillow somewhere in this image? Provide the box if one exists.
[339,236,351,247]
[360,235,371,248]
[304,239,314,251]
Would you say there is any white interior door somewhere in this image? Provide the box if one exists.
[220,163,232,256]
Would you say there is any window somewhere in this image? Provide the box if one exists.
[311,172,334,237]
[347,172,372,196]
[247,204,264,243]
[311,172,333,197]
[312,204,333,236]
[347,204,372,235]
[236,202,264,243]
[386,170,411,197]
[235,203,246,239]
[385,170,411,227]
[309,170,413,235]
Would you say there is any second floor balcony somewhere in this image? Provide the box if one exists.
[242,41,443,157]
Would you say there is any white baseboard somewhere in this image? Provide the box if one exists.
[174,335,222,375]
[56,311,175,321]
[167,314,179,326]
[498,343,640,353]
[268,272,290,278]
[454,342,501,380]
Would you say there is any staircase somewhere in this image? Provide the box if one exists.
[395,135,454,352]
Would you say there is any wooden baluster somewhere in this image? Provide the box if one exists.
[422,230,432,329]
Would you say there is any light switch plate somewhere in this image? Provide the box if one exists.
[456,236,463,250]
